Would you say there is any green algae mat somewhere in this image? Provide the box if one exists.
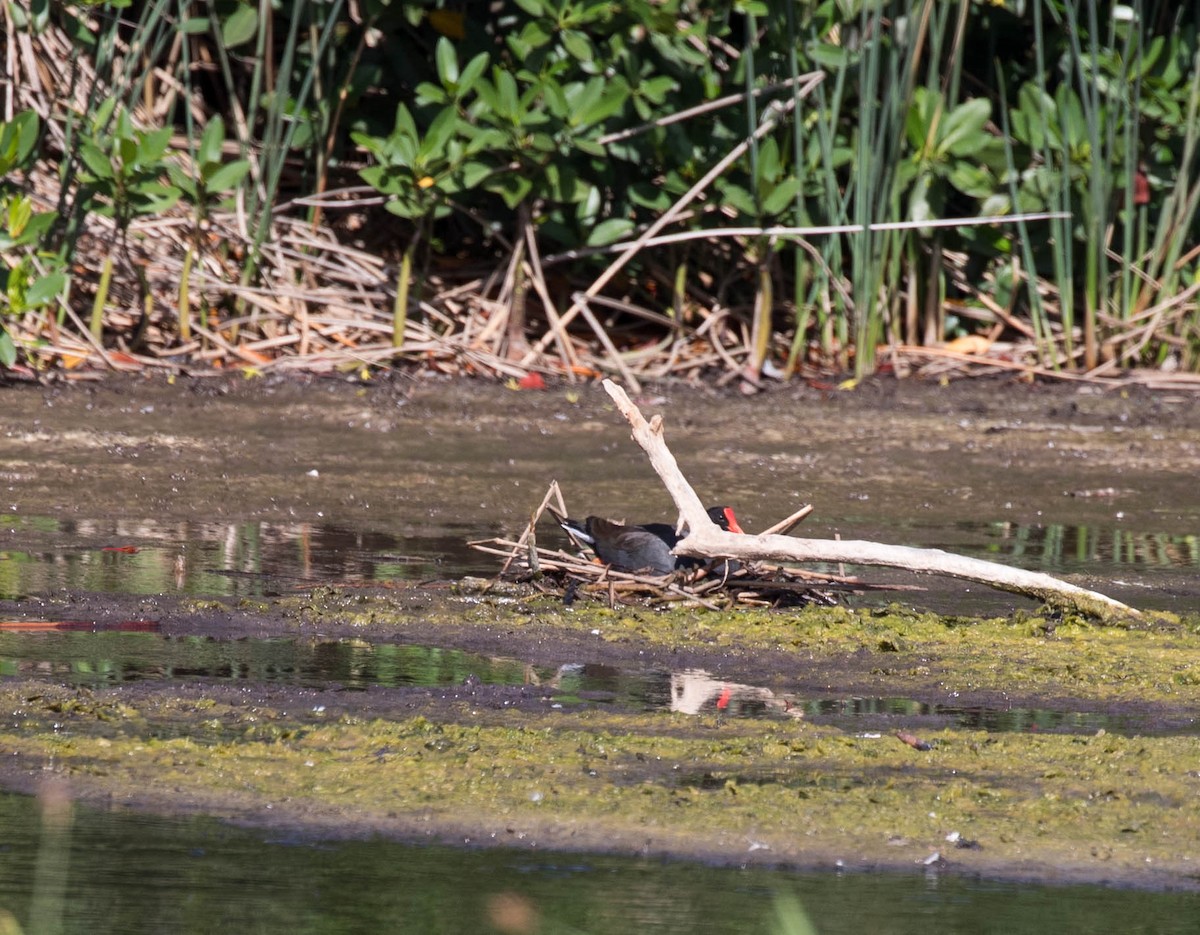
[2,589,1199,890]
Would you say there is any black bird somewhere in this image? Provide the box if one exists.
[553,505,744,575]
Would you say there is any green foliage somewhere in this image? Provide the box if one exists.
[221,3,258,48]
[357,16,641,241]
[717,136,804,222]
[901,88,1005,222]
[353,102,480,223]
[0,249,67,366]
[0,111,40,177]
[0,110,65,368]
[0,193,55,252]
[168,116,252,218]
[77,104,181,233]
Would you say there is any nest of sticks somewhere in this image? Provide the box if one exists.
[469,482,916,609]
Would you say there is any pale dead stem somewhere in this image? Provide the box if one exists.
[514,93,812,388]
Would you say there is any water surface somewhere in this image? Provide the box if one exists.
[2,792,1198,935]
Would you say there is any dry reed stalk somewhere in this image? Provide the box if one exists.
[961,284,1037,339]
[187,320,278,366]
[757,505,814,536]
[518,94,806,370]
[643,337,689,379]
[893,345,1113,383]
[705,318,746,377]
[520,222,579,378]
[1100,282,1200,366]
[571,295,642,390]
[1124,372,1200,389]
[458,348,530,379]
[498,480,570,577]
[469,297,511,350]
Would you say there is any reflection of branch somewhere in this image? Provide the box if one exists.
[601,379,1138,621]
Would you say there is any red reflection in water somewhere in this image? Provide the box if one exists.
[0,620,160,633]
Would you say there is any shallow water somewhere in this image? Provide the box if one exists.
[2,792,1199,935]
[5,378,1199,613]
[0,514,492,598]
[2,628,1194,738]
[2,509,1198,616]
[2,377,1200,916]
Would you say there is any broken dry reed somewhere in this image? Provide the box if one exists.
[468,480,913,610]
[471,524,879,611]
[758,504,815,536]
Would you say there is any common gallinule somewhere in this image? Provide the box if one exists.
[554,505,744,575]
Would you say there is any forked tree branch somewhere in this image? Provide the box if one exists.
[602,379,1138,621]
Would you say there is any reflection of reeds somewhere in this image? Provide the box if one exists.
[771,891,818,935]
[985,522,1199,569]
[0,516,436,600]
[27,779,73,935]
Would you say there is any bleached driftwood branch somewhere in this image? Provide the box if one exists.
[601,379,1138,620]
